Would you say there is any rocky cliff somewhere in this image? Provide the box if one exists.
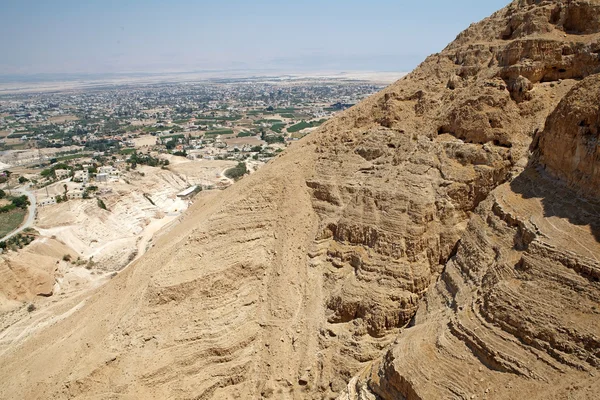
[1,1,599,399]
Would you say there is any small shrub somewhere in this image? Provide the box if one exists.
[27,303,36,312]
[62,254,71,262]
[97,198,107,210]
[224,162,248,180]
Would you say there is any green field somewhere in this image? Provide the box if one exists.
[204,129,234,136]
[291,131,310,139]
[119,148,137,155]
[273,108,297,113]
[246,110,265,115]
[1,143,28,151]
[0,209,26,238]
[56,153,91,162]
[143,126,167,133]
[271,123,286,133]
[196,115,241,121]
[287,121,310,133]
[7,133,31,139]
[287,119,326,133]
[253,119,282,125]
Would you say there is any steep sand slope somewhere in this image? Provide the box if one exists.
[1,1,600,399]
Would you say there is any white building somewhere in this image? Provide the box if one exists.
[96,173,108,183]
[73,170,89,183]
[37,197,57,207]
[67,190,84,200]
[54,169,70,180]
[98,166,120,179]
[177,186,199,200]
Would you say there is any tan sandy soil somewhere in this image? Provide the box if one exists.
[133,134,158,147]
[47,115,78,123]
[130,119,158,126]
[223,136,264,146]
[1,158,236,313]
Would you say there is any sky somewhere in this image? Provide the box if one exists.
[0,0,509,76]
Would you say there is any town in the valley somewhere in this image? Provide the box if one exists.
[0,75,385,311]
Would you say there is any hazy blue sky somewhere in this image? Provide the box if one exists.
[0,0,508,75]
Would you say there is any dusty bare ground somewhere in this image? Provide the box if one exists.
[223,136,265,146]
[47,115,78,124]
[132,134,158,147]
[0,159,237,314]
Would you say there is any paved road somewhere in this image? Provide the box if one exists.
[1,185,37,242]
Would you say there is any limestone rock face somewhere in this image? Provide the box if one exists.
[1,1,600,400]
[536,74,600,197]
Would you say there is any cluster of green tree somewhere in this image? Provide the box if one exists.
[0,231,35,251]
[263,134,285,144]
[84,139,121,152]
[271,123,287,133]
[82,185,98,199]
[172,150,187,157]
[175,106,195,114]
[162,134,186,150]
[40,163,72,179]
[204,129,234,136]
[224,162,248,180]
[36,139,69,149]
[0,193,30,213]
[127,151,170,168]
[97,198,108,210]
[7,133,31,139]
[119,148,137,155]
[236,131,255,137]
[101,119,123,133]
[26,123,61,137]
[326,102,354,111]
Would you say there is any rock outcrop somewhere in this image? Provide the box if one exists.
[1,1,599,399]
[536,74,600,197]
